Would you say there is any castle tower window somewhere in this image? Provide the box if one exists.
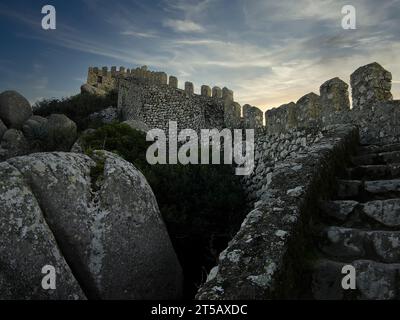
[97,76,103,84]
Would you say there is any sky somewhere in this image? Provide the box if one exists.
[0,0,399,111]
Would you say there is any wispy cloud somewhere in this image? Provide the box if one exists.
[163,19,205,33]
[163,0,216,18]
[121,30,159,38]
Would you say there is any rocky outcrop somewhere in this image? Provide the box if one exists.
[0,91,78,161]
[122,119,150,133]
[70,129,96,153]
[21,114,77,152]
[0,119,6,139]
[22,115,48,142]
[81,83,107,96]
[0,151,183,299]
[0,160,85,300]
[0,129,29,159]
[0,91,33,129]
[45,114,77,151]
[88,107,119,125]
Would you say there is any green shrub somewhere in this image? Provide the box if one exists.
[81,123,248,297]
[33,90,118,131]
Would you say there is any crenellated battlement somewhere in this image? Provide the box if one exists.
[86,65,235,100]
[265,62,395,138]
[88,62,395,138]
[86,65,274,132]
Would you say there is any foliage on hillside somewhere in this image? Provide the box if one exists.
[33,91,118,130]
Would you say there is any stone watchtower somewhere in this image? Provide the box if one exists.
[351,62,393,111]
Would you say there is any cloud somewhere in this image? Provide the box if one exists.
[121,30,159,38]
[163,0,215,17]
[163,19,205,33]
[1,0,400,111]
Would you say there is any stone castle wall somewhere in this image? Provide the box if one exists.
[118,77,225,132]
[86,65,266,132]
[87,62,398,144]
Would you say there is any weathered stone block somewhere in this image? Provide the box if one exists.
[266,102,297,133]
[185,82,194,95]
[320,77,350,113]
[351,62,393,111]
[222,87,234,102]
[169,76,178,88]
[361,199,400,227]
[296,92,321,127]
[212,86,222,98]
[243,104,263,128]
[159,72,168,85]
[224,102,241,128]
[201,85,211,97]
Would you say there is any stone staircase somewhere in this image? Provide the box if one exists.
[311,143,400,300]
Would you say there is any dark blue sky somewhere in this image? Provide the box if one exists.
[0,0,399,110]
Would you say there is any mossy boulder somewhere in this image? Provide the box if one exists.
[0,151,183,299]
[0,90,33,129]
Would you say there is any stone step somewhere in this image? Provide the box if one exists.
[317,226,400,263]
[319,200,359,222]
[312,259,400,300]
[352,151,400,166]
[336,179,400,201]
[358,143,400,155]
[346,164,400,180]
[319,199,400,228]
[365,179,400,194]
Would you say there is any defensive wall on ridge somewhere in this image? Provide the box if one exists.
[86,65,264,132]
[87,62,399,146]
